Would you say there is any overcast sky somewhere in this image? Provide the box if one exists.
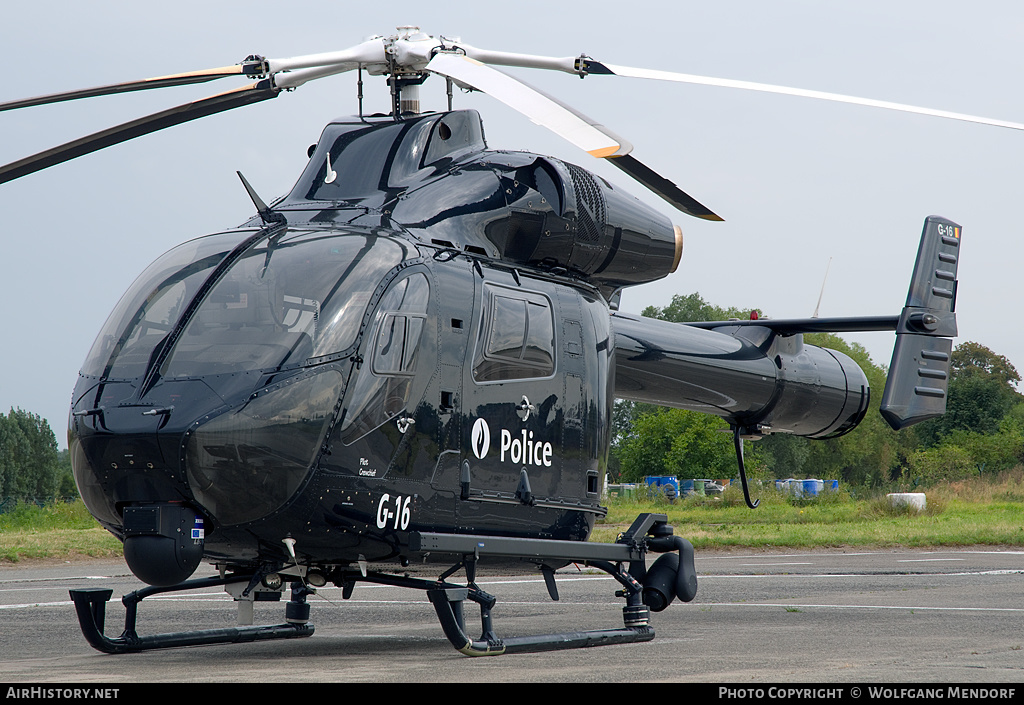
[2,1,1022,446]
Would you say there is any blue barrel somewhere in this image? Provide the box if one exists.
[644,476,681,497]
[803,479,824,496]
[784,479,802,497]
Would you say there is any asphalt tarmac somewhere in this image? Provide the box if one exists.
[2,547,1023,684]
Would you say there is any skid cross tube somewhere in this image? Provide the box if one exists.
[69,574,313,654]
[426,585,655,656]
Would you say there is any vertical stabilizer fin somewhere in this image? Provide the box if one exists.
[879,216,961,430]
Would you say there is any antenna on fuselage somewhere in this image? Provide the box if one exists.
[237,171,285,225]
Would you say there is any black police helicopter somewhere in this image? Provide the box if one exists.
[0,27,985,655]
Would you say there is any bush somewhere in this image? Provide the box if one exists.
[906,444,975,485]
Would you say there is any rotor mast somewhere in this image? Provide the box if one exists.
[387,27,432,117]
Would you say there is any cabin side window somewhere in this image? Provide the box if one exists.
[371,313,426,376]
[340,272,430,444]
[473,285,555,382]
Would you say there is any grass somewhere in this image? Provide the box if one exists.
[592,469,1024,550]
[3,470,1024,563]
[0,500,122,563]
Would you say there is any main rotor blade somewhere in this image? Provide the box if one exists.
[609,155,722,221]
[0,64,254,113]
[427,52,629,157]
[584,60,1024,132]
[0,80,279,185]
[426,52,721,220]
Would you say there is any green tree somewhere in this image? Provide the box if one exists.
[608,399,656,481]
[916,342,1023,445]
[893,343,1024,485]
[951,341,1021,387]
[0,414,28,498]
[642,292,762,324]
[751,432,810,479]
[0,408,63,500]
[56,449,78,499]
[616,407,736,481]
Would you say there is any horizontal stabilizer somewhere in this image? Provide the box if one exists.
[879,216,961,430]
[685,315,899,335]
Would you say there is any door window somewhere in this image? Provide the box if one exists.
[474,285,555,382]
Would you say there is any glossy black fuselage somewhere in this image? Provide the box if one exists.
[69,110,871,583]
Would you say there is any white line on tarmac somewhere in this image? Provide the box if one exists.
[0,575,116,585]
[897,558,965,562]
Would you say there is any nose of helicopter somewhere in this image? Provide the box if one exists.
[70,367,346,585]
[182,369,345,526]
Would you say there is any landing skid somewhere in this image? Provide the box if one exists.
[69,576,314,654]
[69,513,695,656]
